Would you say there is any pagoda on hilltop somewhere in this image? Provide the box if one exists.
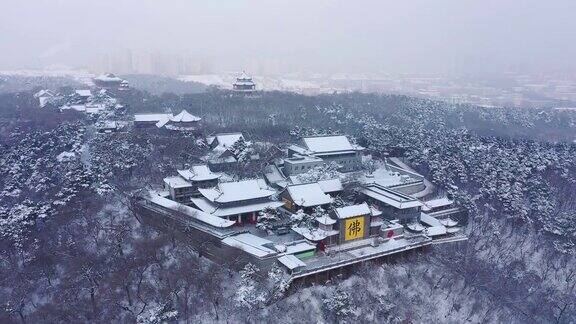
[232,71,256,93]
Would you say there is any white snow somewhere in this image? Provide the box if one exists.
[147,191,235,228]
[56,151,76,162]
[75,89,92,97]
[292,226,338,241]
[316,215,337,225]
[190,197,284,217]
[134,113,173,122]
[440,218,459,227]
[94,74,123,82]
[177,165,220,182]
[163,176,192,189]
[286,183,333,207]
[208,132,244,149]
[425,226,447,236]
[317,179,343,193]
[285,241,316,254]
[359,184,423,209]
[302,135,362,154]
[278,254,306,270]
[334,203,371,219]
[422,197,454,211]
[171,109,201,122]
[198,179,275,203]
[222,233,279,258]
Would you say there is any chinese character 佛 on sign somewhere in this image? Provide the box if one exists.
[344,216,365,241]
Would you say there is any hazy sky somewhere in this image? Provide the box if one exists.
[1,0,575,75]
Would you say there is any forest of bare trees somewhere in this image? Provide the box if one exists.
[0,81,575,322]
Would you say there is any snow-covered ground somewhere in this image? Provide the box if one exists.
[0,67,95,86]
[178,73,342,94]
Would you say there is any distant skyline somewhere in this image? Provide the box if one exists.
[1,0,575,75]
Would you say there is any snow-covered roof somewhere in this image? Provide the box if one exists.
[236,71,253,81]
[284,154,323,164]
[56,151,76,162]
[234,81,255,86]
[369,205,383,217]
[334,203,371,219]
[171,110,201,123]
[288,144,312,156]
[318,179,343,193]
[278,254,306,270]
[156,110,202,128]
[75,89,92,97]
[155,116,171,128]
[440,218,459,227]
[360,184,423,209]
[134,113,173,122]
[208,132,244,149]
[302,135,363,154]
[289,177,343,194]
[286,183,333,207]
[222,233,279,258]
[191,197,283,217]
[285,241,316,254]
[292,226,338,241]
[198,179,275,203]
[163,176,192,189]
[422,197,454,211]
[147,191,235,228]
[60,104,86,111]
[94,74,123,82]
[98,120,118,129]
[406,223,425,232]
[34,89,55,98]
[177,165,220,182]
[39,96,51,107]
[425,226,447,237]
[316,215,337,225]
[85,104,107,114]
[264,164,287,184]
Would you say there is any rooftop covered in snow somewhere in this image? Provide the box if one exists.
[285,183,333,207]
[360,184,423,209]
[147,191,235,228]
[334,203,371,219]
[301,135,364,155]
[422,197,454,211]
[207,132,245,150]
[94,74,123,82]
[134,113,174,122]
[177,164,220,182]
[191,197,284,217]
[198,179,276,203]
[75,89,92,97]
[222,233,280,258]
[163,176,192,189]
[278,254,306,270]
